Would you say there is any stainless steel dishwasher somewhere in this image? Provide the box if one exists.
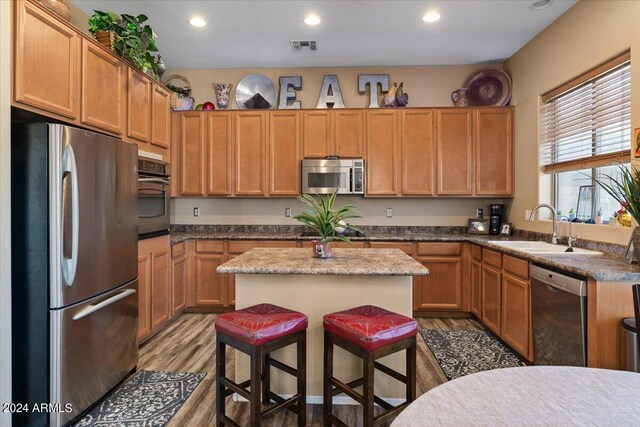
[531,265,588,366]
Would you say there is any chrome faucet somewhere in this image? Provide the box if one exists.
[529,203,560,244]
[557,215,577,249]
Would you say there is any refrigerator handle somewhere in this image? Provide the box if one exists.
[72,289,137,320]
[61,145,79,287]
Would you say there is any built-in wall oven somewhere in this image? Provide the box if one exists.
[301,158,364,194]
[138,159,170,238]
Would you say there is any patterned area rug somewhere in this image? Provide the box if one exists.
[421,329,525,380]
[73,370,205,427]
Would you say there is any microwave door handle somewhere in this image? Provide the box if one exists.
[138,177,170,186]
[61,145,79,287]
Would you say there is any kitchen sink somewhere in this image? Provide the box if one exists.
[488,241,601,255]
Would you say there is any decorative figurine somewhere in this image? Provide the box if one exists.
[316,75,345,109]
[358,74,389,108]
[383,83,398,107]
[154,55,167,79]
[395,82,409,107]
[278,76,302,109]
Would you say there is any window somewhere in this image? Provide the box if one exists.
[540,52,631,220]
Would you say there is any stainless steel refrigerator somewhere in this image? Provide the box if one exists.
[12,123,139,426]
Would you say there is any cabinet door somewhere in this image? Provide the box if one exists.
[151,248,170,329]
[137,253,151,339]
[14,0,79,119]
[206,113,233,195]
[436,109,473,195]
[476,108,513,196]
[179,112,206,196]
[151,85,170,149]
[127,68,153,143]
[481,264,502,335]
[501,273,530,357]
[414,257,463,310]
[194,254,226,306]
[470,260,482,317]
[302,111,333,158]
[225,255,237,307]
[269,111,301,196]
[80,40,123,134]
[171,255,187,315]
[334,110,364,157]
[401,109,434,195]
[235,112,267,196]
[366,110,399,195]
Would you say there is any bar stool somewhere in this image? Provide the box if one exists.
[215,303,308,427]
[323,305,418,427]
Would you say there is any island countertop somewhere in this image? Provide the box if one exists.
[216,248,430,276]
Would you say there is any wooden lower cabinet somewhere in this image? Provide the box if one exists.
[171,247,187,315]
[415,257,463,311]
[501,273,530,358]
[470,259,482,317]
[138,235,171,341]
[481,264,502,335]
[194,253,226,307]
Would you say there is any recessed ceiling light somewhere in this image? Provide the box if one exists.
[189,17,207,28]
[422,11,441,23]
[304,15,321,26]
[530,0,553,10]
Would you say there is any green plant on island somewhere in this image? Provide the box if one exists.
[293,191,362,244]
[88,10,159,79]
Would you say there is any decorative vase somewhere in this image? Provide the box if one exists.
[94,30,116,52]
[451,88,469,107]
[594,215,603,224]
[311,240,332,259]
[155,55,167,79]
[214,83,233,109]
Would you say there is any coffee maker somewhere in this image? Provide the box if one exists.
[488,204,504,235]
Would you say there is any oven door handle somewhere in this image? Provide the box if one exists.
[138,177,170,186]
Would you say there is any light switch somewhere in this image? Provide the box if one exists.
[386,208,393,218]
[193,207,200,217]
[285,207,292,217]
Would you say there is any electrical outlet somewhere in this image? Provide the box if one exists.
[525,209,532,221]
[386,208,393,218]
[285,207,292,217]
[193,207,200,217]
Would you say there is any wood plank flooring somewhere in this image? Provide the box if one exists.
[138,314,484,426]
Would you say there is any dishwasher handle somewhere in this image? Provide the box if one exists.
[530,265,587,297]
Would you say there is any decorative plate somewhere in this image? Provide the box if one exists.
[235,74,276,109]
[463,68,512,106]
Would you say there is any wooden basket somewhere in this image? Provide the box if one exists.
[94,30,116,52]
[162,74,195,111]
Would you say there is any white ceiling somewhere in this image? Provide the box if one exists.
[73,0,577,69]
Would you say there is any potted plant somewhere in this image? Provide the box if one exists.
[594,207,603,224]
[595,164,640,262]
[88,10,119,51]
[293,191,362,258]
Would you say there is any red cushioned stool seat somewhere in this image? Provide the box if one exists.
[323,305,418,351]
[215,303,308,346]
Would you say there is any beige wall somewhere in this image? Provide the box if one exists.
[169,64,502,226]
[503,0,639,245]
[0,0,11,423]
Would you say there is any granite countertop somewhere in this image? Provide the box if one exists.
[216,248,430,276]
[170,227,640,282]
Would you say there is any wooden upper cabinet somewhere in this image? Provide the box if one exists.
[179,112,206,196]
[235,112,267,196]
[127,68,153,143]
[151,85,170,149]
[401,109,435,195]
[436,109,473,195]
[206,112,233,196]
[366,110,399,195]
[269,111,301,196]
[80,40,123,134]
[302,111,333,158]
[476,108,513,196]
[14,0,79,119]
[334,110,365,158]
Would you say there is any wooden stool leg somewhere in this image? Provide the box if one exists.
[215,336,226,427]
[407,336,417,403]
[250,347,263,427]
[323,330,334,426]
[262,353,271,405]
[363,351,375,427]
[297,333,307,427]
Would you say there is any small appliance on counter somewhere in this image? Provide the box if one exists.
[488,204,504,235]
[302,158,364,195]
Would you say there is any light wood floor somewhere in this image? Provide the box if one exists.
[138,314,484,426]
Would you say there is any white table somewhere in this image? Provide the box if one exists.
[391,366,640,426]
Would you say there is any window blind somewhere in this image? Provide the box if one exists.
[540,55,630,173]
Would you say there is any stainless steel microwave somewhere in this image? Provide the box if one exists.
[301,158,364,194]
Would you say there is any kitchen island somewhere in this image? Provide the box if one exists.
[217,247,429,404]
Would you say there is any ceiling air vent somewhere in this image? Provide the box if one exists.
[290,40,317,52]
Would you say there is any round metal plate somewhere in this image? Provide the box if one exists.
[463,68,512,106]
[235,74,277,109]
